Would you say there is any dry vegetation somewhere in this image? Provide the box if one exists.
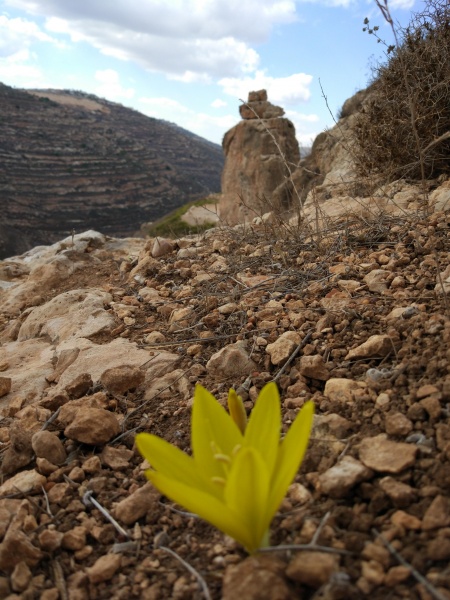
[353,0,450,181]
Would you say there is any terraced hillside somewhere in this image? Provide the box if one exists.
[0,83,224,258]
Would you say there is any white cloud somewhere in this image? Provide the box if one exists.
[94,69,135,100]
[219,71,313,105]
[0,14,60,56]
[211,98,228,108]
[138,95,237,143]
[5,0,295,80]
[388,0,415,8]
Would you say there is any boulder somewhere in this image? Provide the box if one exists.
[219,90,300,224]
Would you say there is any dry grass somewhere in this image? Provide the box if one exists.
[353,0,450,181]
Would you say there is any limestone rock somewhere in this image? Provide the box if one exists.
[206,342,256,379]
[358,435,417,473]
[222,555,292,600]
[379,476,417,508]
[422,495,450,530]
[17,289,114,343]
[298,354,330,380]
[100,365,145,395]
[151,237,174,258]
[100,446,134,470]
[266,332,300,366]
[345,335,395,360]
[64,372,93,398]
[324,378,367,403]
[114,482,160,525]
[286,551,340,587]
[31,431,67,465]
[0,469,46,496]
[11,560,32,592]
[86,553,122,584]
[1,424,34,476]
[0,529,43,573]
[0,377,11,397]
[64,407,120,445]
[219,91,300,224]
[318,456,373,498]
[364,269,390,293]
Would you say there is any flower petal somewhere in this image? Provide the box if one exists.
[268,400,314,517]
[192,385,243,480]
[244,382,281,476]
[146,470,253,550]
[135,433,216,496]
[225,447,271,553]
[227,389,247,434]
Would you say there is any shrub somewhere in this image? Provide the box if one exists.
[353,0,450,181]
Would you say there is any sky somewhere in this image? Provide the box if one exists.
[0,0,424,149]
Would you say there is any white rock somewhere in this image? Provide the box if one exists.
[266,332,300,366]
[324,378,367,403]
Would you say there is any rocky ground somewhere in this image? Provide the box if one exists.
[1,197,450,599]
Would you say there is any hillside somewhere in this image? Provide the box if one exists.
[0,84,224,259]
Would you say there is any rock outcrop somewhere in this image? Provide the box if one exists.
[0,83,223,259]
[219,90,300,224]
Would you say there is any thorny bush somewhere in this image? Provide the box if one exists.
[353,0,450,181]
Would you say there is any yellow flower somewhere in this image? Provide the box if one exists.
[135,382,314,554]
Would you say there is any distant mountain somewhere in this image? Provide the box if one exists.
[0,83,224,259]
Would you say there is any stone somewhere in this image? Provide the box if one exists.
[358,435,417,473]
[391,510,421,530]
[100,446,134,470]
[379,476,417,508]
[0,377,11,397]
[0,469,46,496]
[427,537,450,561]
[266,332,300,366]
[54,339,178,395]
[363,269,389,293]
[64,408,120,445]
[1,424,34,476]
[47,483,71,505]
[82,455,102,474]
[100,365,145,395]
[0,338,54,408]
[222,555,292,600]
[57,392,109,426]
[298,354,330,380]
[36,457,58,476]
[17,289,114,343]
[324,378,367,403]
[422,495,450,530]
[286,551,339,587]
[219,91,300,225]
[143,369,192,403]
[384,566,412,587]
[151,237,174,258]
[0,528,43,573]
[10,560,32,592]
[31,430,67,465]
[45,348,80,384]
[38,529,63,552]
[62,526,87,551]
[384,412,413,436]
[361,560,384,585]
[114,482,160,525]
[64,372,93,398]
[318,456,373,498]
[86,553,122,584]
[206,342,256,378]
[345,335,396,360]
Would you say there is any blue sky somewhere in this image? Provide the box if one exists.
[0,0,423,148]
